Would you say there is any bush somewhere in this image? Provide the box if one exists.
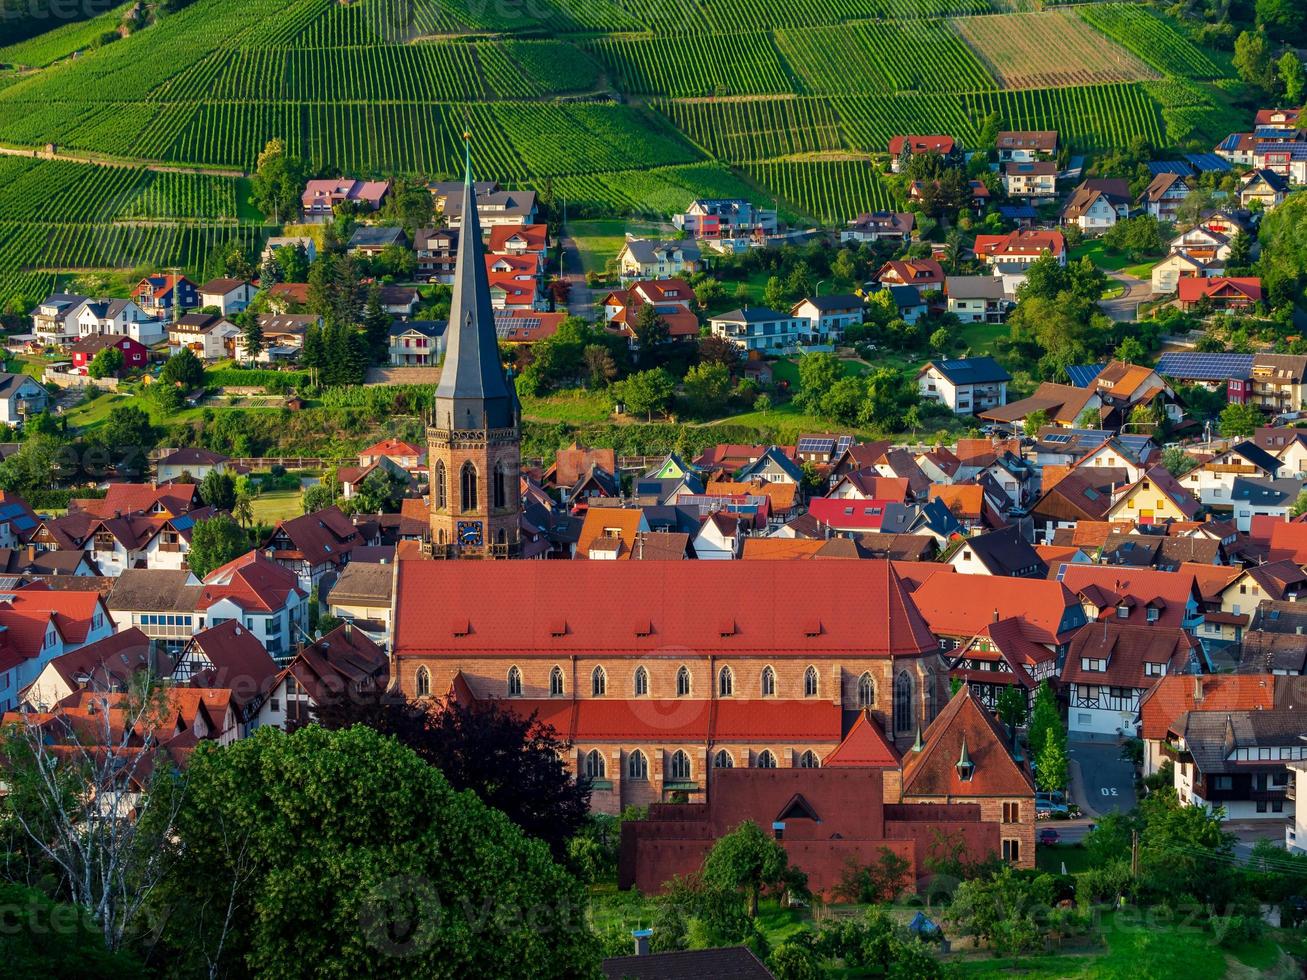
[1212,913,1264,947]
[208,368,311,389]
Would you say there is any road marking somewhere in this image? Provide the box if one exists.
[1100,787,1118,796]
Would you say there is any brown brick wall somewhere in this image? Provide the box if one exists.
[428,428,520,552]
[896,793,1035,869]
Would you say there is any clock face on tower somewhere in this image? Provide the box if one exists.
[457,520,484,547]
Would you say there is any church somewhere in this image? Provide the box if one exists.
[426,140,522,558]
[392,560,953,814]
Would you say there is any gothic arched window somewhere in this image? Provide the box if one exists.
[894,671,914,733]
[676,666,691,697]
[460,461,478,512]
[591,665,607,697]
[761,666,775,697]
[804,665,819,698]
[583,750,605,779]
[434,461,447,510]
[669,750,691,781]
[550,665,564,697]
[718,666,734,697]
[627,750,648,780]
[507,665,522,697]
[798,750,820,769]
[858,672,875,709]
[415,666,430,697]
[714,749,734,769]
[493,461,507,509]
[634,666,649,696]
[756,750,777,769]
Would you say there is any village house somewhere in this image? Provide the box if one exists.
[198,278,256,315]
[946,617,1056,713]
[602,279,699,344]
[30,293,87,343]
[388,320,444,366]
[235,313,320,363]
[1104,466,1201,525]
[156,447,234,482]
[347,226,407,258]
[996,130,1057,163]
[414,227,458,284]
[0,373,50,424]
[495,309,564,347]
[131,274,197,320]
[917,357,1010,415]
[1238,169,1289,210]
[326,562,396,649]
[1137,672,1281,776]
[1062,623,1200,737]
[1138,172,1192,221]
[944,276,1010,323]
[673,199,777,240]
[0,586,116,711]
[263,505,362,589]
[1002,160,1058,199]
[195,551,308,659]
[261,236,316,265]
[708,307,803,356]
[1177,276,1263,312]
[871,283,927,324]
[876,257,945,290]
[442,185,537,231]
[840,211,913,245]
[106,568,203,647]
[972,229,1066,292]
[170,619,279,734]
[72,298,163,345]
[258,622,388,731]
[1179,439,1281,510]
[888,134,957,173]
[1249,353,1307,414]
[616,239,701,280]
[1061,179,1131,233]
[69,334,148,375]
[301,178,390,218]
[790,294,863,343]
[169,312,240,361]
[19,627,154,712]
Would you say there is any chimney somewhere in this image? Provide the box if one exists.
[344,621,352,637]
[993,608,999,622]
[632,929,652,956]
[1193,675,1203,702]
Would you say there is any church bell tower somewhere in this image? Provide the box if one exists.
[427,137,521,558]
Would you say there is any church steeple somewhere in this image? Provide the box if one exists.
[432,135,518,432]
[426,134,521,558]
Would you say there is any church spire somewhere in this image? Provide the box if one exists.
[432,133,517,432]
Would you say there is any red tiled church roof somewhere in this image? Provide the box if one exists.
[900,685,1033,798]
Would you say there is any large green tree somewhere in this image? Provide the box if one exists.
[187,514,248,579]
[198,468,237,511]
[611,368,674,420]
[250,138,311,223]
[158,347,205,390]
[87,345,124,379]
[702,820,808,918]
[1218,401,1261,438]
[150,725,599,978]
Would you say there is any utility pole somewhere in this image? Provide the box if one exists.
[1130,828,1140,878]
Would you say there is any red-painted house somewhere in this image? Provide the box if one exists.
[69,334,148,374]
[1177,277,1264,312]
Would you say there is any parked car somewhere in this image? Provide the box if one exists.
[1035,791,1068,817]
[1038,828,1061,845]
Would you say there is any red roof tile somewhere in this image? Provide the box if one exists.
[900,685,1034,797]
[1137,673,1277,741]
[198,550,305,613]
[824,709,902,767]
[911,574,1080,644]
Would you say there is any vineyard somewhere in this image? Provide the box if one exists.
[0,0,1244,298]
[955,11,1159,88]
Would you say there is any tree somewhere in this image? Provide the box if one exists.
[694,277,724,309]
[302,480,337,513]
[159,347,205,391]
[834,847,913,905]
[380,176,435,236]
[1280,52,1305,106]
[275,243,310,284]
[582,344,617,388]
[611,367,674,421]
[1137,788,1236,904]
[948,866,1075,955]
[1258,0,1307,43]
[249,138,310,223]
[199,468,237,511]
[1035,735,1068,794]
[683,361,731,415]
[1027,679,1064,789]
[314,692,591,863]
[1023,408,1050,434]
[698,333,741,368]
[763,275,788,311]
[1161,445,1198,477]
[240,309,263,363]
[1218,401,1261,438]
[96,404,157,479]
[86,345,124,379]
[1114,336,1146,364]
[350,467,408,514]
[362,282,390,364]
[187,514,248,579]
[1233,29,1277,96]
[233,491,255,528]
[1228,229,1253,271]
[995,685,1026,750]
[374,242,416,280]
[795,351,842,414]
[1,672,184,952]
[929,326,950,353]
[0,883,146,977]
[1076,407,1101,428]
[702,820,808,918]
[754,393,771,415]
[151,725,598,979]
[631,302,669,351]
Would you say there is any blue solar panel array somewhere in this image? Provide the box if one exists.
[1147,160,1194,177]
[1184,153,1231,173]
[1065,363,1105,389]
[1155,352,1254,381]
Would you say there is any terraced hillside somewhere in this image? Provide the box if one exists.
[0,0,1243,304]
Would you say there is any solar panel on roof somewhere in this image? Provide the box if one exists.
[1184,153,1230,173]
[1044,434,1071,444]
[1147,160,1194,177]
[835,435,854,454]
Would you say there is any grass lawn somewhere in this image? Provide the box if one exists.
[956,320,1007,354]
[566,219,667,277]
[234,177,263,222]
[1070,240,1132,272]
[520,388,614,424]
[247,488,302,524]
[770,356,867,389]
[1035,843,1094,875]
[1123,261,1154,280]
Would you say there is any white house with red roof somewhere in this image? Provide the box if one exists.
[973,230,1066,292]
[358,439,424,471]
[0,585,115,710]
[263,506,362,589]
[171,619,280,730]
[196,551,308,658]
[602,279,700,344]
[888,135,956,172]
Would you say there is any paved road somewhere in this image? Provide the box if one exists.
[557,232,594,317]
[1070,740,1136,815]
[1100,270,1153,322]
